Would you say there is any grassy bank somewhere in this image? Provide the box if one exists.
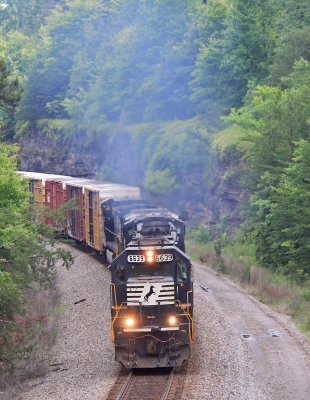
[186,239,310,340]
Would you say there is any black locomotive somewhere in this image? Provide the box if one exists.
[109,202,193,368]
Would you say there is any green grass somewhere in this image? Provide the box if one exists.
[48,304,70,321]
[186,238,310,339]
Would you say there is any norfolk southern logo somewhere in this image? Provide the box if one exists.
[127,281,175,305]
[144,285,156,303]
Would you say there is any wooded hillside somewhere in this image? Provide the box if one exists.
[1,0,310,279]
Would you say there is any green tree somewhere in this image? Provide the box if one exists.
[0,144,74,320]
[216,59,310,189]
[190,0,230,121]
[18,0,119,122]
[0,144,74,373]
[215,59,310,273]
[255,140,310,278]
[0,0,60,35]
[0,31,36,78]
[220,0,278,107]
[0,57,22,140]
[75,0,201,125]
[267,0,310,84]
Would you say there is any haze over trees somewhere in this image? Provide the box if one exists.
[0,0,310,280]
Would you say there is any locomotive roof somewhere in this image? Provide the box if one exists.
[123,207,182,226]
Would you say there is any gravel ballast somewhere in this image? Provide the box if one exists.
[20,247,310,399]
[21,244,120,400]
[181,285,267,400]
[184,263,310,400]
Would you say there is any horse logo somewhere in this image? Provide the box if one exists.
[144,285,155,302]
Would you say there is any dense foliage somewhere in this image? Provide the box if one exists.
[0,57,22,140]
[215,57,310,278]
[1,0,310,278]
[0,144,74,367]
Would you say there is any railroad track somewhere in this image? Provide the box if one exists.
[106,365,187,400]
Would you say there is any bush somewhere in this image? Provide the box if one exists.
[0,144,74,371]
[188,224,214,244]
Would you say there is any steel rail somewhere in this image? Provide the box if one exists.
[115,368,174,400]
[116,371,133,400]
[160,368,174,400]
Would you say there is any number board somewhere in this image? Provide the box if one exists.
[127,254,173,263]
[127,255,145,263]
[155,254,173,262]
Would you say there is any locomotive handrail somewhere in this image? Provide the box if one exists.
[178,304,193,341]
[186,290,194,339]
[112,303,124,343]
[176,294,194,341]
[186,290,192,314]
[111,283,118,309]
[111,283,123,343]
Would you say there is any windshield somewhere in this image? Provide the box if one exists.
[177,261,188,282]
[129,262,172,277]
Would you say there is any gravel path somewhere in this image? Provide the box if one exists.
[20,248,310,400]
[21,244,120,400]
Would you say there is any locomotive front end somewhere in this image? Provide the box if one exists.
[110,246,193,368]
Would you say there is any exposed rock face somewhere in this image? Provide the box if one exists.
[18,128,98,177]
[18,128,247,228]
[150,157,248,229]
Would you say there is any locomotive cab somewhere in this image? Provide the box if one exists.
[110,245,193,368]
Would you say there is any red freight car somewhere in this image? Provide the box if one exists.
[65,180,86,242]
[45,177,70,229]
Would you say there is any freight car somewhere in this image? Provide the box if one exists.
[16,171,141,258]
[17,171,193,368]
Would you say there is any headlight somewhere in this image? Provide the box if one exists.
[168,316,176,325]
[125,317,134,327]
[146,250,154,263]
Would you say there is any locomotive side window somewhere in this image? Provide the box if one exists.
[130,263,171,277]
[177,262,188,282]
[115,263,126,282]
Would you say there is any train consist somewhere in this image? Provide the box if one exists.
[18,171,194,368]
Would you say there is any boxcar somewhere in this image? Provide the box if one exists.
[65,179,87,242]
[84,183,141,255]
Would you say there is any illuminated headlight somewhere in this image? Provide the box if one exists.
[146,250,154,263]
[168,316,177,325]
[125,318,134,327]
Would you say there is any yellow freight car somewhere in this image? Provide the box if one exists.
[84,182,141,255]
[16,171,73,207]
